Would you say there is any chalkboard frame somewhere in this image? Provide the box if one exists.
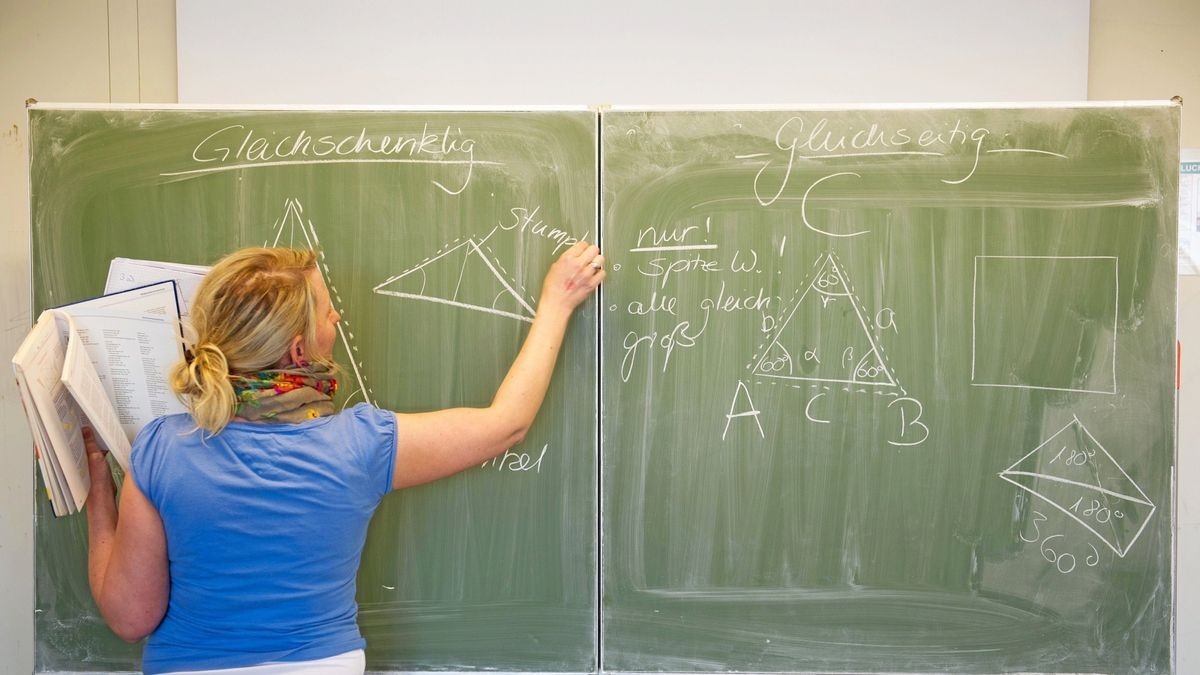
[25,100,1179,675]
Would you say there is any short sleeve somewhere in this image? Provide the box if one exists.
[343,403,398,501]
[129,415,175,509]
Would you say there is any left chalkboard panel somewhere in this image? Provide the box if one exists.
[29,107,598,671]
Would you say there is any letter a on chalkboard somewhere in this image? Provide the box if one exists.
[750,252,895,387]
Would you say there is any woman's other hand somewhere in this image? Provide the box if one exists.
[83,427,115,498]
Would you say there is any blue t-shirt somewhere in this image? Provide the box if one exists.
[131,403,397,674]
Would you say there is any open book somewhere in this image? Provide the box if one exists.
[105,256,210,322]
[12,281,188,516]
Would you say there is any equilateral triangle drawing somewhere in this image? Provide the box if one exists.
[749,252,896,387]
[999,415,1155,557]
[373,237,537,324]
[266,198,373,407]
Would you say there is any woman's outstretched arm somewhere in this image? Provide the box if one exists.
[391,241,604,490]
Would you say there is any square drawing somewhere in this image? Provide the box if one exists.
[972,256,1118,394]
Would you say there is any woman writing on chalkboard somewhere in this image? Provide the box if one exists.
[81,242,605,674]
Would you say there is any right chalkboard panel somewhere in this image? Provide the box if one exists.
[601,105,1178,674]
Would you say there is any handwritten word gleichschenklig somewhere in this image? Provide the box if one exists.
[744,115,1067,206]
[167,124,494,195]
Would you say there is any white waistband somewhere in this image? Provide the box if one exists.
[161,649,365,675]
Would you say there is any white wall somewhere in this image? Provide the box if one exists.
[2,0,1198,672]
[177,0,1089,105]
[0,1,176,673]
[1088,2,1200,672]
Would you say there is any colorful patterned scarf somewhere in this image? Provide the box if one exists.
[229,366,339,424]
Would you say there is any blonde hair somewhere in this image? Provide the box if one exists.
[170,247,331,435]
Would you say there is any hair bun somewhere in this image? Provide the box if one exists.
[190,341,230,376]
[170,247,318,435]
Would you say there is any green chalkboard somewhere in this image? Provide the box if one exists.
[29,103,1179,674]
[29,107,598,671]
[600,106,1177,673]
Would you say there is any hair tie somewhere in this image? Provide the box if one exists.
[193,342,225,360]
[189,342,229,380]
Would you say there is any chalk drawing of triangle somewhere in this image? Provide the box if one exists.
[750,252,896,387]
[267,197,321,249]
[998,416,1155,557]
[373,239,537,324]
[265,197,373,407]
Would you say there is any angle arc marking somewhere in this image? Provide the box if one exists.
[373,239,536,321]
[826,254,897,387]
[749,255,826,373]
[749,253,896,387]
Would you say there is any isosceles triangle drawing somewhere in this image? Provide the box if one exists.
[266,198,373,407]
